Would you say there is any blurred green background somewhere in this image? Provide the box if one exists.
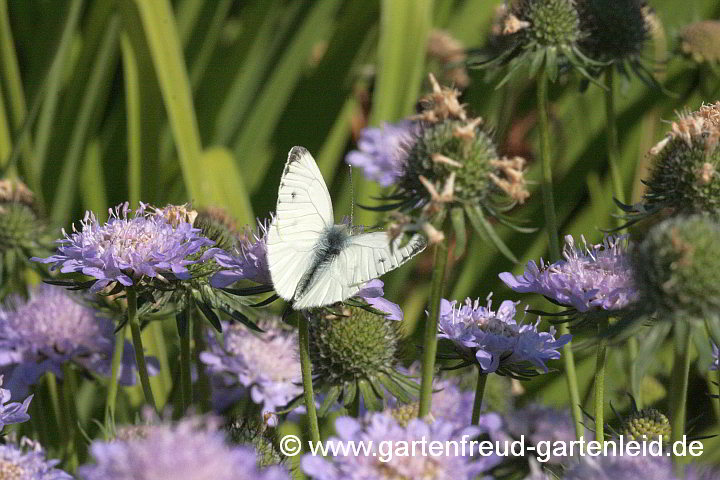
[2,0,720,465]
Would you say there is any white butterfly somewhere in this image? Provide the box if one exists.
[266,146,427,309]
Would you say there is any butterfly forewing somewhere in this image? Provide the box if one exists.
[267,147,334,301]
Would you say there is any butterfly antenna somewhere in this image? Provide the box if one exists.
[349,165,354,225]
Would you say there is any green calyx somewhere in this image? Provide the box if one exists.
[523,0,582,48]
[0,203,45,253]
[620,408,671,443]
[578,0,649,63]
[633,215,720,320]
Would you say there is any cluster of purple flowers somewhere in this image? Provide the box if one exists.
[500,235,637,313]
[0,284,139,397]
[437,296,571,374]
[0,439,72,480]
[79,414,289,480]
[211,218,272,287]
[302,411,500,480]
[33,202,215,292]
[200,318,302,415]
[0,375,31,430]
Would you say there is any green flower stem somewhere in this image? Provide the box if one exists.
[471,370,488,425]
[104,321,127,432]
[537,66,584,439]
[45,372,64,435]
[299,315,321,445]
[193,316,211,412]
[127,289,157,411]
[61,365,79,472]
[179,314,192,414]
[670,323,692,469]
[604,67,643,408]
[418,238,449,418]
[594,318,609,443]
[604,67,625,207]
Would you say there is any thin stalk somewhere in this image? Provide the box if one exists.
[127,289,157,411]
[61,365,79,472]
[193,316,211,412]
[104,321,127,433]
[604,67,625,207]
[46,372,64,433]
[605,67,642,408]
[670,323,692,470]
[594,318,609,443]
[298,315,320,445]
[471,370,488,425]
[179,314,192,413]
[537,65,584,439]
[418,239,449,418]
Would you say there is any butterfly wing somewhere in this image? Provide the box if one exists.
[267,146,334,301]
[292,232,427,309]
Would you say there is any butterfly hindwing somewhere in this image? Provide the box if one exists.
[267,147,334,301]
[292,232,427,309]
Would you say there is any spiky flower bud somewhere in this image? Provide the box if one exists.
[632,215,720,320]
[622,103,720,223]
[620,408,671,443]
[577,0,650,65]
[194,207,240,252]
[227,417,284,469]
[0,180,52,294]
[308,307,414,412]
[680,21,720,66]
[473,0,594,84]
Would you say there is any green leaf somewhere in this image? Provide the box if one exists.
[198,147,255,226]
[464,205,518,263]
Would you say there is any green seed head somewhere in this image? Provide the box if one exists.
[633,214,720,320]
[520,0,583,48]
[578,0,650,63]
[680,20,720,65]
[621,408,671,443]
[227,416,283,468]
[642,103,720,216]
[309,307,402,385]
[194,206,240,251]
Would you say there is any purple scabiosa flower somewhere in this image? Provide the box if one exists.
[79,415,289,480]
[32,202,215,293]
[712,344,719,371]
[346,121,418,187]
[354,279,403,321]
[0,284,139,397]
[0,375,32,429]
[564,453,678,480]
[302,412,499,480]
[200,318,301,415]
[500,235,638,314]
[437,296,571,376]
[0,438,72,479]
[210,218,271,287]
[503,404,578,464]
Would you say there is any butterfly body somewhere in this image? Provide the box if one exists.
[267,146,426,309]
